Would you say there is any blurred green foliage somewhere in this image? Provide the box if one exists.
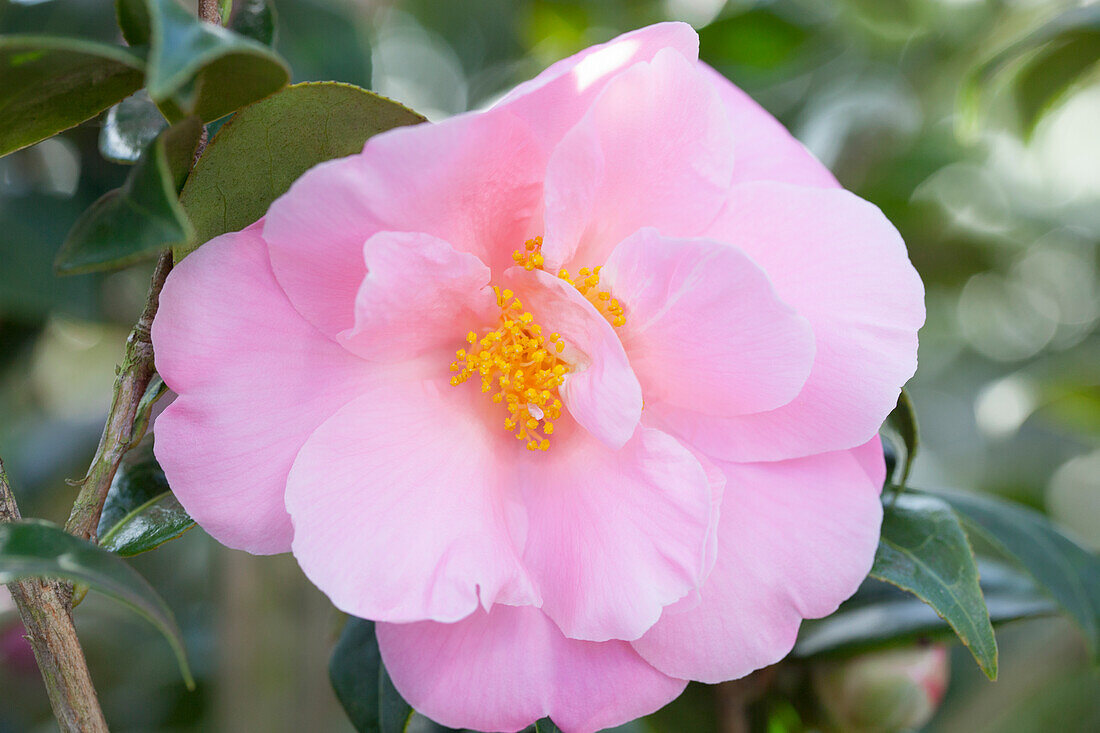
[2,0,1098,731]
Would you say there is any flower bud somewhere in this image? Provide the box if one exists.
[812,645,949,733]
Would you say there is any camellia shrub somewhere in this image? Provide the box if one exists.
[0,2,1097,732]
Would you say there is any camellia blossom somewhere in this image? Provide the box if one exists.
[152,22,924,733]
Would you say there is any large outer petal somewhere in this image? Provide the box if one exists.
[339,231,497,362]
[377,605,686,733]
[517,425,714,642]
[660,182,925,462]
[600,228,815,417]
[285,378,537,624]
[152,223,373,554]
[700,63,839,188]
[494,22,699,152]
[542,47,733,270]
[262,108,545,338]
[631,439,885,683]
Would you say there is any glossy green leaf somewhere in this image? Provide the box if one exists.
[178,81,424,256]
[116,0,289,122]
[795,559,1057,659]
[99,91,168,164]
[959,6,1100,139]
[329,617,412,733]
[230,0,277,47]
[0,518,193,687]
[0,36,145,157]
[55,117,201,274]
[882,389,919,487]
[935,488,1100,660]
[97,439,194,557]
[870,492,998,678]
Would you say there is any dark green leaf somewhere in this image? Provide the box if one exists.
[934,488,1100,660]
[882,389,919,487]
[535,719,563,733]
[959,6,1100,139]
[0,518,193,687]
[178,81,424,255]
[117,0,290,122]
[871,492,998,678]
[795,559,1057,659]
[699,10,809,71]
[55,117,201,274]
[329,617,412,733]
[99,90,169,164]
[230,0,277,47]
[97,438,194,557]
[0,36,145,157]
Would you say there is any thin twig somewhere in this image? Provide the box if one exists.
[1,460,108,733]
[63,251,172,542]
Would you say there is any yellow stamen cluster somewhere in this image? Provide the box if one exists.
[449,286,568,451]
[452,236,627,450]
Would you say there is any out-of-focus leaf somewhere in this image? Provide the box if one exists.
[699,9,809,72]
[795,559,1057,659]
[882,389,919,487]
[178,81,424,255]
[275,0,371,86]
[0,36,145,157]
[116,0,289,122]
[218,0,234,25]
[935,488,1100,660]
[99,90,168,164]
[96,438,194,557]
[55,117,201,274]
[329,617,412,733]
[230,0,276,47]
[870,492,998,679]
[534,719,563,733]
[959,6,1100,139]
[0,518,193,687]
[643,681,718,733]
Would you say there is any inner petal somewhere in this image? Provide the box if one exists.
[449,237,638,450]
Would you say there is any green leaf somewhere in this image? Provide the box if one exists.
[0,35,145,157]
[535,719,563,733]
[99,90,169,164]
[0,518,194,688]
[117,0,290,122]
[871,492,998,678]
[178,81,424,256]
[699,9,809,72]
[795,559,1057,659]
[959,6,1100,139]
[934,488,1100,661]
[230,0,276,47]
[329,617,412,733]
[55,117,201,274]
[97,439,195,557]
[882,390,919,487]
[219,0,234,26]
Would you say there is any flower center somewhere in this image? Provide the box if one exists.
[449,237,625,450]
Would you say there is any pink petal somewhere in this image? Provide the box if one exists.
[263,108,545,337]
[700,63,839,188]
[339,231,497,361]
[152,223,373,554]
[632,440,884,682]
[506,267,642,449]
[542,47,734,270]
[518,426,714,642]
[662,182,925,462]
[285,378,537,624]
[494,22,699,152]
[601,227,815,417]
[377,605,686,733]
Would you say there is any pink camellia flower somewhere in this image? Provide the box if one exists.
[152,22,924,733]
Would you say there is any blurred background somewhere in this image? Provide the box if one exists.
[1,0,1098,731]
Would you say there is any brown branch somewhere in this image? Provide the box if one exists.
[64,251,172,543]
[199,0,223,26]
[1,461,108,733]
